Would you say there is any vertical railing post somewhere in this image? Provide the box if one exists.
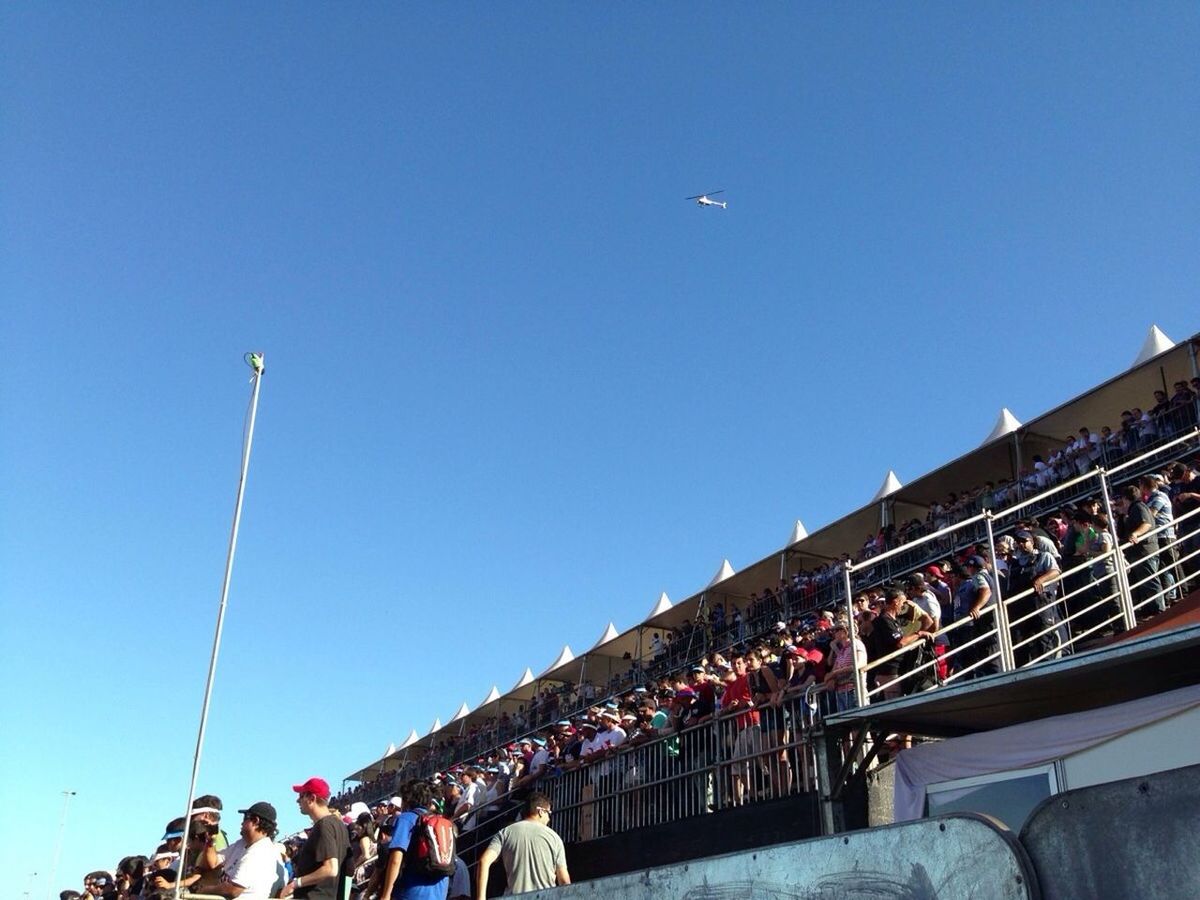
[842,563,865,707]
[1098,468,1138,630]
[983,512,1016,672]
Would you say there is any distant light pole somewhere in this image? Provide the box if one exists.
[48,790,76,900]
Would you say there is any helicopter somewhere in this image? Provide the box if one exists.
[686,190,727,209]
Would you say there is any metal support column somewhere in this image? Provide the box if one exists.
[983,512,1016,671]
[842,564,865,707]
[1098,468,1137,630]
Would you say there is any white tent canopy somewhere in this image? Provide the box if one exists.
[479,685,500,706]
[427,717,442,736]
[647,592,672,619]
[540,645,575,676]
[343,331,1200,786]
[788,519,808,546]
[982,408,1022,445]
[708,559,735,586]
[1131,324,1175,367]
[871,469,903,502]
[449,702,470,723]
[591,621,620,649]
[384,742,396,757]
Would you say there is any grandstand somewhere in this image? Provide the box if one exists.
[335,325,1200,891]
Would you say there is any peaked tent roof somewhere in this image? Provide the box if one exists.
[427,717,442,735]
[591,622,620,649]
[479,685,500,706]
[1131,325,1175,367]
[384,742,396,757]
[343,331,1200,786]
[647,592,672,619]
[449,702,471,723]
[399,729,420,750]
[788,519,808,546]
[982,408,1022,445]
[871,470,903,502]
[540,645,575,677]
[708,559,736,586]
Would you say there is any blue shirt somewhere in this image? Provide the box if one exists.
[388,809,449,900]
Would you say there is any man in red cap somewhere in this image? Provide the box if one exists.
[280,778,350,900]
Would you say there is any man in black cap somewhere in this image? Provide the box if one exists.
[194,802,283,900]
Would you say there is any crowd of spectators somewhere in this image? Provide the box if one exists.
[69,382,1200,897]
[330,378,1199,824]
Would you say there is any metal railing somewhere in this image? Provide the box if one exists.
[336,428,1199,809]
[454,690,828,860]
[850,430,1200,704]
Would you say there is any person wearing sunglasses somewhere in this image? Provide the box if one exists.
[476,792,569,897]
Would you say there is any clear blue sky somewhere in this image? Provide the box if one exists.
[2,3,1197,892]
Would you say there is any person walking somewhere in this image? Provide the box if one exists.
[475,792,569,897]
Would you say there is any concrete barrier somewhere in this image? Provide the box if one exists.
[1020,762,1200,900]
[519,813,1036,899]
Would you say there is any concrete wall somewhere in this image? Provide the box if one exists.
[521,814,1036,900]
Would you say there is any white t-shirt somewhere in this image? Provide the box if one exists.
[457,780,485,830]
[528,748,550,777]
[218,836,280,900]
[909,589,941,629]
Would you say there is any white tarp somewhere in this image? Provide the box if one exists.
[512,667,534,690]
[448,702,470,722]
[427,717,442,735]
[398,729,419,750]
[894,683,1200,821]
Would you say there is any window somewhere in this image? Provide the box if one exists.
[925,764,1059,831]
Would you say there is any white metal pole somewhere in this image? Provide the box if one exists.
[47,790,75,900]
[175,354,264,900]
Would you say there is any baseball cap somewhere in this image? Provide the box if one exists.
[1014,530,1034,541]
[388,796,403,807]
[292,777,331,800]
[237,801,278,827]
[966,555,987,569]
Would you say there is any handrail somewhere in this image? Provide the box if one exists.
[847,512,989,573]
[1106,427,1200,476]
[339,430,1200,804]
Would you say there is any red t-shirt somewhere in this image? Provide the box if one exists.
[722,674,760,729]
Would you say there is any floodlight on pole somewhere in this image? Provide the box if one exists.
[174,353,265,900]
